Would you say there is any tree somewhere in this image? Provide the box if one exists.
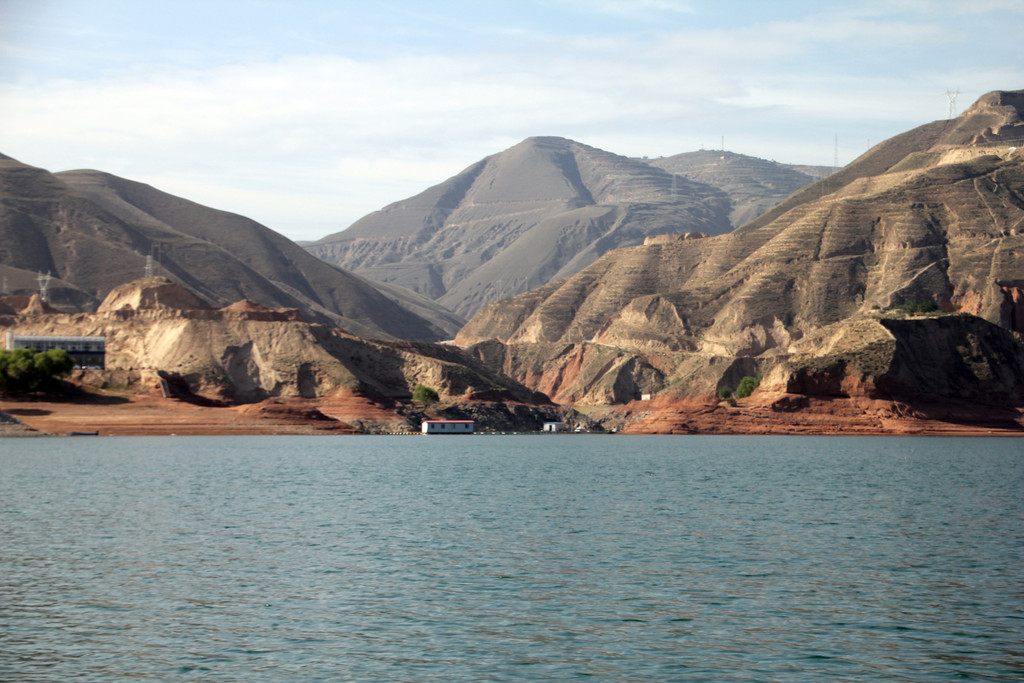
[735,375,762,399]
[0,348,75,394]
[412,384,440,406]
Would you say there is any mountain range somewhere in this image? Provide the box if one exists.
[1,138,817,337]
[3,89,1024,434]
[0,156,463,341]
[456,89,1024,416]
[306,137,825,317]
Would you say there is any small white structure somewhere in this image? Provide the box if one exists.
[542,422,568,432]
[421,420,475,434]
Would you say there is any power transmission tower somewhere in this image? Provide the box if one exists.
[145,244,162,278]
[946,87,960,119]
[37,271,51,302]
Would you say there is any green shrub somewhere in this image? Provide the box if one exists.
[412,384,440,405]
[0,348,75,394]
[735,375,762,399]
[894,299,939,315]
[717,386,733,400]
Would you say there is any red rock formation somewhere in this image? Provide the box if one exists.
[609,392,1024,435]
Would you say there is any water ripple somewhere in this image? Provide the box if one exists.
[1,435,1022,681]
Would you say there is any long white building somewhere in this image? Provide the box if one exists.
[5,332,106,368]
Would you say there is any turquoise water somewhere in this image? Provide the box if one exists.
[1,435,1022,681]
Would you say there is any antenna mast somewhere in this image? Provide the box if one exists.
[946,87,960,118]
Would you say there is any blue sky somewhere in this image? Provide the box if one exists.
[1,0,1022,241]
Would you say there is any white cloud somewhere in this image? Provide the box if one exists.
[579,0,696,16]
[857,0,1024,15]
[0,1,1021,242]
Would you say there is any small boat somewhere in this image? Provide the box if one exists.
[67,430,99,436]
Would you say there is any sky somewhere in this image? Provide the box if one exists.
[1,1,1022,242]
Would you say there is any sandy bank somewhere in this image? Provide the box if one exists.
[3,389,1023,437]
[0,393,360,437]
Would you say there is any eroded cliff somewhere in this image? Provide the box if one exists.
[3,279,563,432]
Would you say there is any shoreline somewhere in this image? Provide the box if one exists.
[0,393,357,437]
[3,391,1022,438]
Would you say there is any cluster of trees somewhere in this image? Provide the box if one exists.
[0,348,75,394]
[718,374,762,405]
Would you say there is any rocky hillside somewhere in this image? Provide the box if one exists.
[3,278,567,432]
[0,156,463,340]
[307,136,738,317]
[456,90,1024,423]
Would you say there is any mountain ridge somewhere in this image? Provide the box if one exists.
[0,156,463,340]
[640,150,831,227]
[307,136,744,317]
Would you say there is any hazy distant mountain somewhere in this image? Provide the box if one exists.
[306,137,738,318]
[640,151,833,227]
[456,90,1024,409]
[0,156,463,340]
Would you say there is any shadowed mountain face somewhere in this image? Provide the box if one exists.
[306,136,741,318]
[0,158,463,340]
[456,90,1024,407]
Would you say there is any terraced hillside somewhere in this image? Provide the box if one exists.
[456,90,1024,409]
[642,150,831,227]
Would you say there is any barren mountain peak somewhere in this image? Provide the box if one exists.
[307,136,744,317]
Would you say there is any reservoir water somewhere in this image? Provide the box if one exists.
[1,435,1022,681]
